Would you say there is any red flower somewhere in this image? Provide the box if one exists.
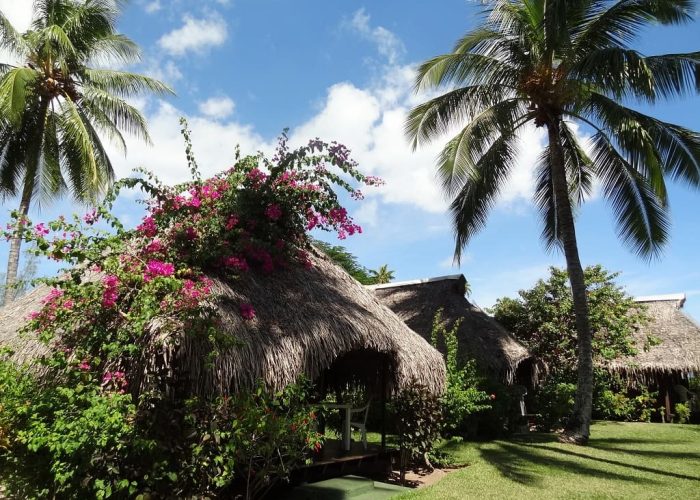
[239,303,256,320]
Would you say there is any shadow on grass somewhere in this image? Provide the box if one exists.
[526,444,700,482]
[588,444,700,460]
[477,439,665,488]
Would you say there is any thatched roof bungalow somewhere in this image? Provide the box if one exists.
[0,251,446,398]
[368,275,538,386]
[608,293,700,381]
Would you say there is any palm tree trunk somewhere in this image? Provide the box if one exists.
[547,119,594,445]
[3,97,48,305]
[3,188,32,305]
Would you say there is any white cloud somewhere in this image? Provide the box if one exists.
[353,199,379,228]
[145,59,183,86]
[158,15,228,56]
[105,100,267,186]
[144,1,161,13]
[346,8,405,65]
[198,96,235,119]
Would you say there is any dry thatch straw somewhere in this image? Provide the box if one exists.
[0,250,446,396]
[607,294,700,384]
[368,275,538,385]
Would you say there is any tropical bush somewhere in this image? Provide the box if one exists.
[674,402,691,424]
[391,380,443,481]
[0,124,378,498]
[430,309,491,436]
[492,266,661,427]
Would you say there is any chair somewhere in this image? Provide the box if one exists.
[349,400,371,450]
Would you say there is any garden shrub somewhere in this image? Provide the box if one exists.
[674,402,691,424]
[0,124,378,498]
[180,379,322,499]
[430,309,491,436]
[391,380,443,481]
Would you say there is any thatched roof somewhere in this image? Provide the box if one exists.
[0,251,446,396]
[607,293,700,380]
[368,275,535,384]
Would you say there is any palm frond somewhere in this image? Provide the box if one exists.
[0,10,27,56]
[86,33,141,65]
[590,131,670,259]
[0,68,39,126]
[433,100,529,197]
[450,131,519,262]
[560,120,594,205]
[571,48,700,102]
[82,68,174,97]
[582,92,700,188]
[80,87,151,143]
[34,110,66,206]
[414,51,519,91]
[57,97,100,201]
[572,0,694,55]
[405,85,515,149]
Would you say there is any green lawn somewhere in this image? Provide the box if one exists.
[396,422,700,500]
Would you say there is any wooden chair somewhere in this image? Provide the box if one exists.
[349,400,371,450]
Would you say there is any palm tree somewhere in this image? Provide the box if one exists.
[406,0,700,443]
[0,0,172,303]
[370,264,395,284]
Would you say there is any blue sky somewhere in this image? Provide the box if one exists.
[1,0,700,319]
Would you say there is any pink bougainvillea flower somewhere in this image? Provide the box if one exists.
[102,275,119,308]
[78,360,90,371]
[225,215,240,230]
[137,216,158,237]
[41,288,63,305]
[82,209,99,225]
[34,223,50,237]
[239,303,256,320]
[265,204,283,221]
[144,239,164,254]
[224,255,249,272]
[144,260,175,281]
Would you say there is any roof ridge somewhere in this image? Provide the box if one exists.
[366,274,464,290]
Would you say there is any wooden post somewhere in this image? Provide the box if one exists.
[664,378,672,423]
[380,363,387,452]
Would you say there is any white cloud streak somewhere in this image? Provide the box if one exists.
[198,96,236,119]
[158,15,228,56]
[346,8,405,65]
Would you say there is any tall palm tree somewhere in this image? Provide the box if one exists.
[370,264,395,284]
[406,0,700,443]
[0,0,172,303]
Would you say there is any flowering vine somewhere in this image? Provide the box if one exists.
[4,124,381,395]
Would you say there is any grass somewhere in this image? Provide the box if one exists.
[393,422,700,500]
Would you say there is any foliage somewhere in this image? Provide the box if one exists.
[370,264,394,284]
[406,0,700,262]
[674,402,691,424]
[313,240,393,285]
[391,380,443,481]
[533,378,577,431]
[430,309,490,435]
[492,265,661,428]
[0,0,172,301]
[0,359,145,499]
[0,126,377,498]
[492,265,648,375]
[406,0,700,439]
[181,380,322,499]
